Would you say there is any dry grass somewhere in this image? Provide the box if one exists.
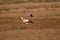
[0,0,60,4]
[0,3,60,40]
[0,29,60,40]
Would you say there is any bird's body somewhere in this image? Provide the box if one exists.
[23,19,29,23]
[21,17,30,24]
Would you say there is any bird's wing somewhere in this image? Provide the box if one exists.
[24,19,29,22]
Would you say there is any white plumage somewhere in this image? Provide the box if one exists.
[20,17,30,24]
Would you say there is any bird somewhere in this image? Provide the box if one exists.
[20,17,33,24]
[27,13,33,17]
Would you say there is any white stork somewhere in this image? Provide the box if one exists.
[20,17,33,24]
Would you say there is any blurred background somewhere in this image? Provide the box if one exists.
[0,0,60,4]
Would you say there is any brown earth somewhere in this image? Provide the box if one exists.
[0,2,60,40]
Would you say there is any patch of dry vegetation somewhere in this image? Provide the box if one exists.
[0,0,60,4]
[0,3,60,40]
